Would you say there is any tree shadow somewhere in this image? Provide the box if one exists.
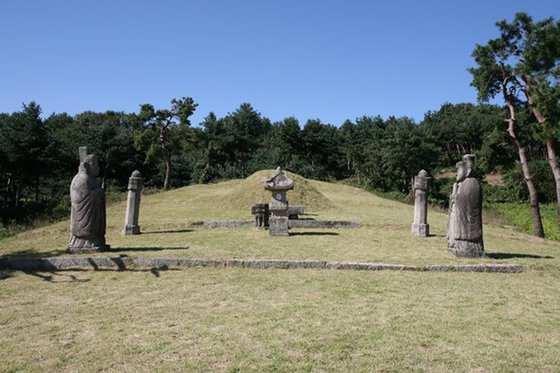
[0,270,13,280]
[0,250,174,280]
[107,246,190,253]
[0,249,68,280]
[1,249,67,260]
[141,229,193,234]
[486,252,554,260]
[289,232,340,236]
[21,270,91,283]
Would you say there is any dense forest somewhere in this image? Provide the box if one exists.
[1,12,559,238]
[0,100,555,221]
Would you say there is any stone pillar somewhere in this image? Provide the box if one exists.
[123,170,143,235]
[411,170,430,237]
[269,191,289,236]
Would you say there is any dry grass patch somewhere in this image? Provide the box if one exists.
[1,268,559,372]
[1,170,560,371]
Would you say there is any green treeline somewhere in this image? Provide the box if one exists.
[0,100,556,226]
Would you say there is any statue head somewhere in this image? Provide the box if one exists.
[456,154,475,182]
[80,154,100,177]
[456,161,467,182]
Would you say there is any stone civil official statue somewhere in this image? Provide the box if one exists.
[447,154,484,257]
[68,151,109,253]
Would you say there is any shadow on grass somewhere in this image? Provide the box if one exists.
[107,246,190,253]
[290,232,340,236]
[486,252,554,260]
[141,229,193,234]
[21,270,91,283]
[0,249,66,281]
[0,249,67,260]
[0,249,180,280]
[0,270,13,280]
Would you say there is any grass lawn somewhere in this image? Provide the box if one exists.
[1,171,560,372]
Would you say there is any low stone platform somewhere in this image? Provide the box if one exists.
[0,256,524,273]
[189,220,255,228]
[188,220,360,229]
[288,220,360,229]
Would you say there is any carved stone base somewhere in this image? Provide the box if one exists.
[67,244,110,254]
[411,223,430,237]
[448,240,484,257]
[123,225,141,235]
[68,235,109,253]
[269,216,289,236]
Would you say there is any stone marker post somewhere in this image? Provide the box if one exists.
[264,168,294,236]
[411,169,430,237]
[123,170,143,235]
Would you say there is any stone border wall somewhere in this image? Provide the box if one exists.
[0,256,524,273]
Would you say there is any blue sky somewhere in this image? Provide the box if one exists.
[1,0,558,126]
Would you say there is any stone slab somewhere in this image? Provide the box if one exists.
[189,220,255,228]
[288,220,360,229]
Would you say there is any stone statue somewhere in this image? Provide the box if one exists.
[447,154,484,257]
[68,147,109,253]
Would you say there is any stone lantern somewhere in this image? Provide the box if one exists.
[264,168,294,236]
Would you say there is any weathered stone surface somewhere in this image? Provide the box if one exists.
[251,204,304,225]
[288,205,304,219]
[187,219,359,229]
[251,203,269,228]
[269,216,290,236]
[288,220,360,228]
[264,167,294,192]
[447,154,484,257]
[412,169,431,237]
[189,220,255,228]
[123,170,143,235]
[0,256,524,273]
[68,147,109,253]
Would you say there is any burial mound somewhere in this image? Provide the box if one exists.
[220,170,334,211]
